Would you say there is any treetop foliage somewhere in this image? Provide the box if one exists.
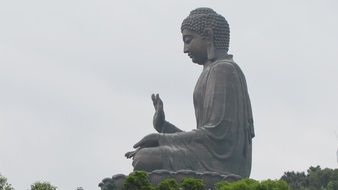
[215,178,288,190]
[281,165,338,190]
[123,171,287,190]
[3,165,338,190]
[0,173,14,190]
[30,181,57,190]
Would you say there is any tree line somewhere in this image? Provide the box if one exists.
[281,165,338,190]
[2,165,338,190]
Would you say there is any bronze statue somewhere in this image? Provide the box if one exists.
[125,7,254,178]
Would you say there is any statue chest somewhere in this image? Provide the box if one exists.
[193,68,211,128]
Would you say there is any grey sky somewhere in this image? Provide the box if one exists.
[1,0,338,189]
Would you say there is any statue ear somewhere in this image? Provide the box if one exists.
[204,28,215,60]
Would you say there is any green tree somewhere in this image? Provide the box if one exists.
[123,171,154,190]
[258,179,288,190]
[216,178,287,190]
[179,178,204,190]
[280,165,338,190]
[281,171,307,189]
[30,182,57,190]
[216,179,257,190]
[0,174,14,190]
[156,179,179,190]
[327,180,338,190]
[330,169,338,182]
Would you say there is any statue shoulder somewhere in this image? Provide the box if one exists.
[211,59,237,75]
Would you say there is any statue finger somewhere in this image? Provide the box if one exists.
[151,94,157,109]
[158,96,163,106]
[156,95,163,110]
[125,151,134,158]
[155,94,160,110]
[125,151,131,158]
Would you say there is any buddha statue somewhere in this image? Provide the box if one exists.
[125,7,254,178]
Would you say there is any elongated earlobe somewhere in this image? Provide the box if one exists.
[204,28,216,60]
[207,41,215,60]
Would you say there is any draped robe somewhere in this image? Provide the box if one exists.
[134,56,254,178]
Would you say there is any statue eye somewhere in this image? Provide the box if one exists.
[184,36,193,44]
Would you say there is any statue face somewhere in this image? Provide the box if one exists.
[182,29,208,65]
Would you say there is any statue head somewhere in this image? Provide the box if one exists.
[181,8,230,64]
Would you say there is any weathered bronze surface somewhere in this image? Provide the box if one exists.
[125,7,255,178]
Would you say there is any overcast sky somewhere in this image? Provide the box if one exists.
[1,0,338,189]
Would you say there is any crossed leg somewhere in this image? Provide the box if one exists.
[132,147,163,172]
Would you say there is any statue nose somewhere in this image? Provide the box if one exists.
[184,44,189,53]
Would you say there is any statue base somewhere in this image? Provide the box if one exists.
[99,170,241,190]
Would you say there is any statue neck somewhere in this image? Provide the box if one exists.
[203,49,229,69]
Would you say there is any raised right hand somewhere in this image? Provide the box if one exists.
[152,93,165,133]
